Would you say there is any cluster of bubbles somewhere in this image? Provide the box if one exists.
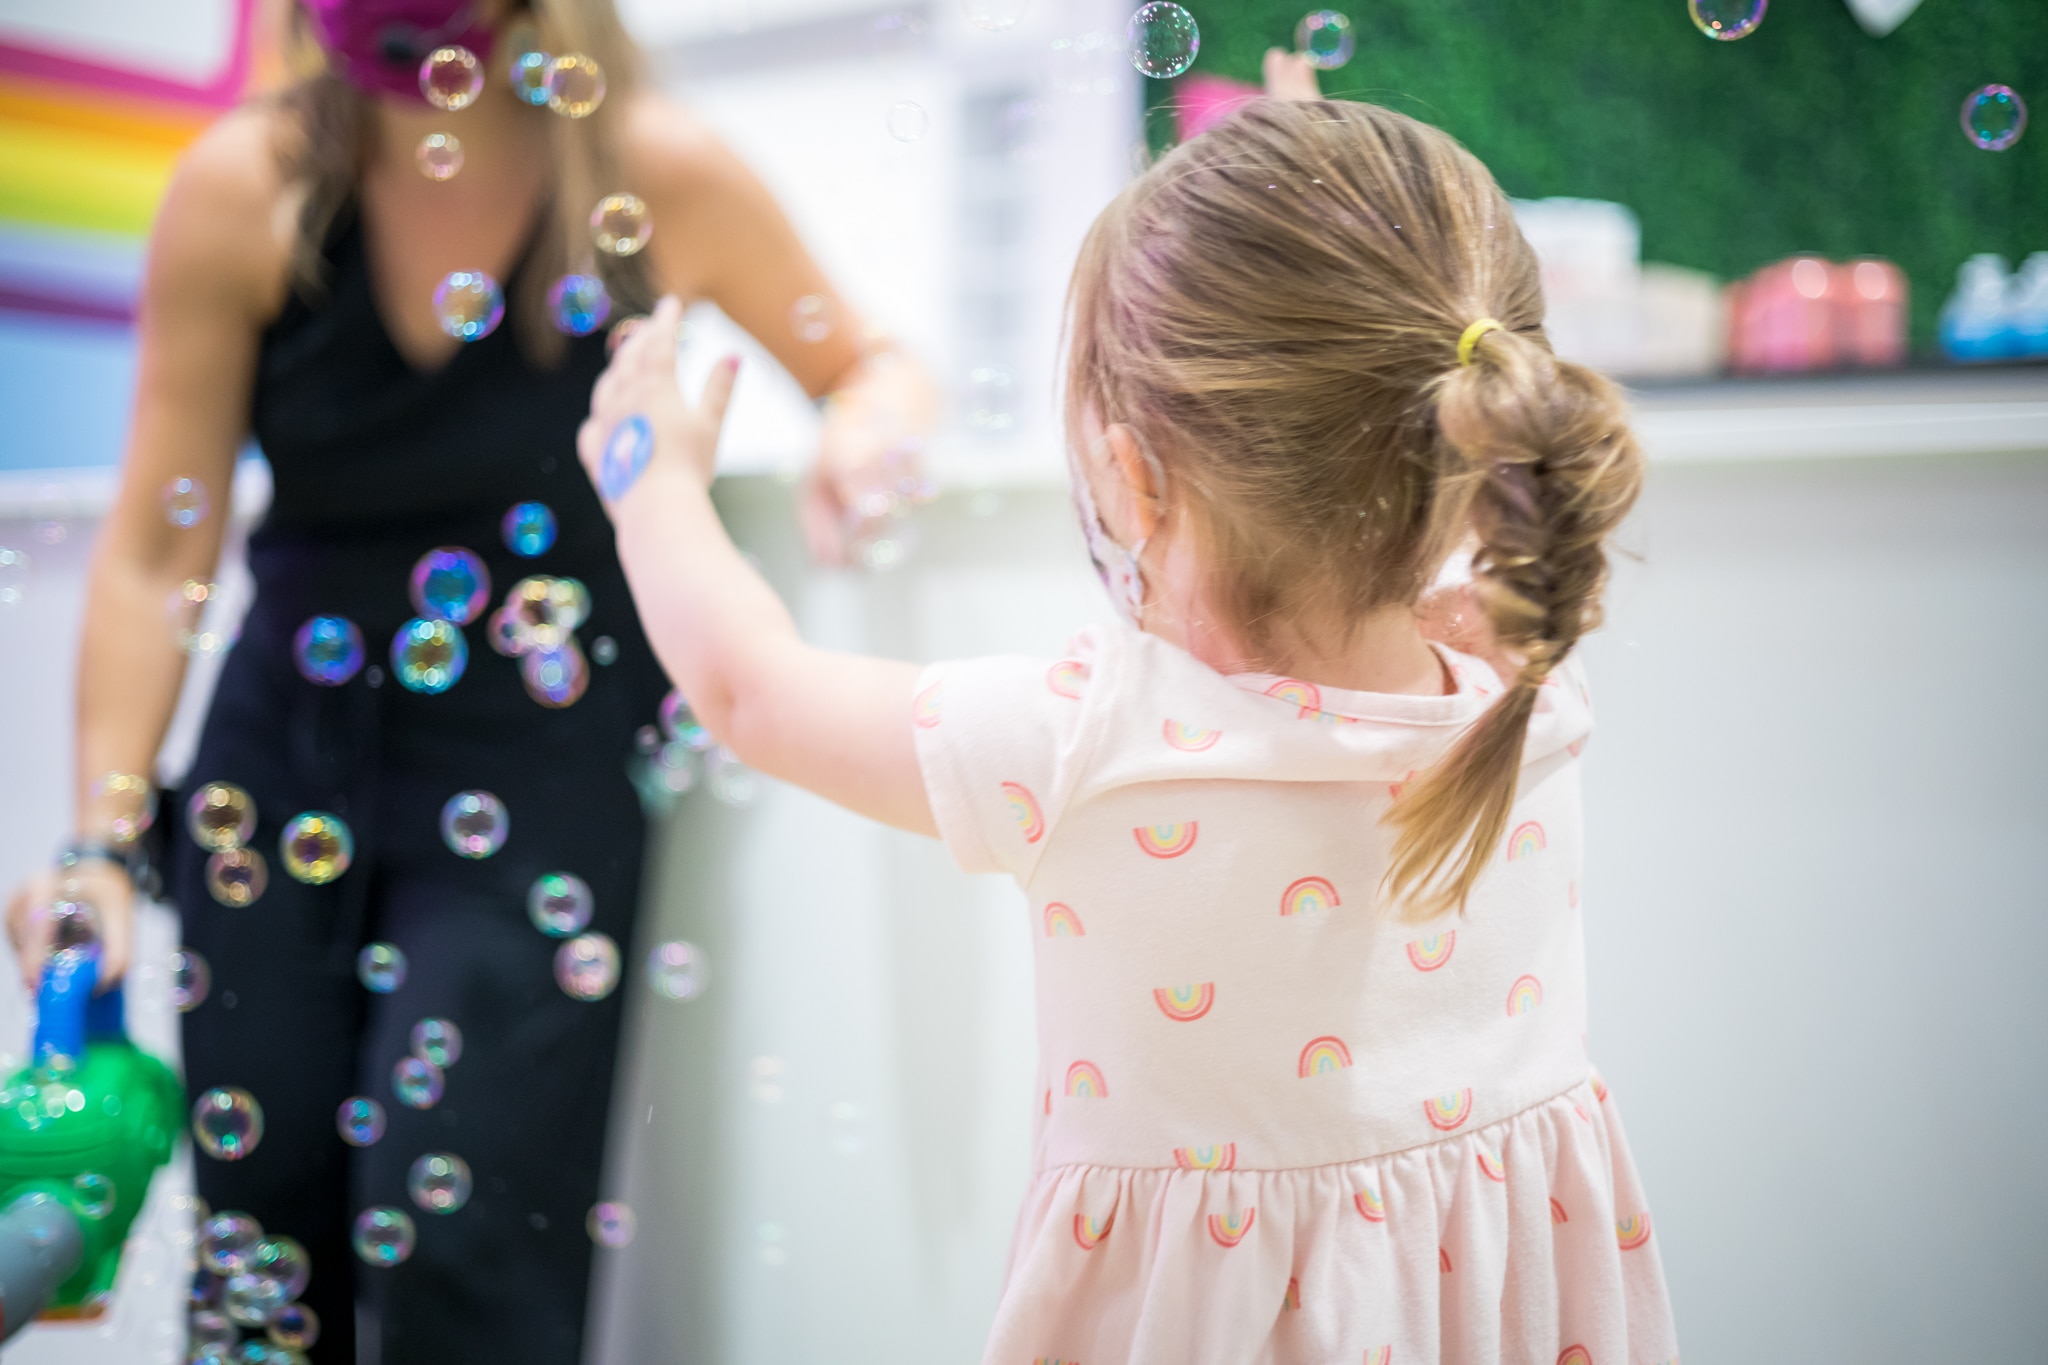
[188,781,272,908]
[191,1207,321,1362]
[487,573,597,707]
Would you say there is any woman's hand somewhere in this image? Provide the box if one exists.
[578,296,738,503]
[802,348,937,566]
[1263,48,1324,101]
[4,860,134,994]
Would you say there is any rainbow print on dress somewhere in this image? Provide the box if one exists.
[1206,1207,1255,1247]
[1549,1197,1569,1225]
[1477,1146,1506,1182]
[1263,677,1322,717]
[1043,902,1086,938]
[1064,1060,1107,1099]
[1506,819,1547,860]
[1591,1071,1609,1103]
[1364,1347,1392,1365]
[1615,1212,1653,1250]
[1281,1276,1301,1309]
[1279,875,1339,917]
[1002,781,1046,843]
[1557,1347,1593,1365]
[1296,1035,1353,1077]
[1172,1143,1237,1170]
[1406,932,1456,971]
[1506,974,1544,1016]
[1045,659,1088,698]
[1162,719,1221,752]
[1071,1210,1114,1250]
[912,683,941,728]
[1423,1088,1473,1131]
[1132,821,1198,858]
[1439,1246,1453,1273]
[1354,1185,1387,1222]
[1153,982,1215,1021]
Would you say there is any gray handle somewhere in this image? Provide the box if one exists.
[0,1193,83,1343]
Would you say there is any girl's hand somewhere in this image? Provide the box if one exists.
[4,860,134,994]
[1263,48,1323,100]
[801,347,936,566]
[578,296,739,503]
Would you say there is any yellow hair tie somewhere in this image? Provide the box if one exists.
[1456,318,1505,367]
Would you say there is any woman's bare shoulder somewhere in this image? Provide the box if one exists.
[620,91,756,200]
[151,102,297,317]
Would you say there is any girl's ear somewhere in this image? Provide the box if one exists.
[1103,422,1164,543]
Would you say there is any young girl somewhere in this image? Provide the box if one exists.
[580,99,1676,1363]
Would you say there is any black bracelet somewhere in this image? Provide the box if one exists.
[56,842,143,892]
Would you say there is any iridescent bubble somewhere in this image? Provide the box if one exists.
[419,45,483,111]
[410,1018,464,1068]
[407,1152,473,1214]
[707,745,758,806]
[527,873,594,937]
[292,615,364,686]
[415,132,464,181]
[161,477,209,529]
[357,942,408,994]
[170,949,211,1011]
[587,1201,636,1247]
[487,605,529,657]
[555,932,620,1001]
[658,689,712,750]
[46,893,100,970]
[1127,2,1199,78]
[250,1236,311,1299]
[192,1306,238,1349]
[590,193,651,257]
[508,48,552,104]
[72,1172,115,1219]
[432,270,504,343]
[886,100,929,142]
[200,1211,263,1275]
[502,575,590,651]
[548,273,611,337]
[1962,84,2027,151]
[392,1056,445,1109]
[960,0,1029,30]
[207,848,269,907]
[520,639,588,708]
[599,415,652,501]
[391,618,469,693]
[279,812,353,885]
[647,940,708,1001]
[187,783,256,851]
[167,579,235,658]
[591,635,618,665]
[1687,0,1764,40]
[605,314,647,356]
[351,1207,417,1267]
[789,294,834,343]
[237,1341,306,1364]
[545,52,606,117]
[192,1087,264,1161]
[410,547,490,624]
[268,1301,320,1350]
[440,790,508,859]
[0,546,27,606]
[1294,10,1353,69]
[650,741,697,794]
[223,1270,285,1326]
[337,1096,386,1146]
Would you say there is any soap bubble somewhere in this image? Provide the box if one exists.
[170,949,211,1011]
[960,0,1029,30]
[279,812,353,885]
[200,1211,263,1275]
[590,193,651,256]
[392,1056,446,1109]
[72,1172,115,1219]
[591,636,618,665]
[411,548,489,624]
[206,848,268,907]
[191,1307,237,1349]
[167,579,235,658]
[410,1018,463,1068]
[599,416,652,501]
[192,1087,264,1161]
[292,615,365,686]
[508,49,551,104]
[548,273,611,337]
[237,1341,308,1364]
[419,45,483,111]
[1294,10,1354,69]
[546,53,606,117]
[337,1096,386,1146]
[707,745,757,806]
[1687,0,1764,40]
[352,1207,416,1266]
[517,575,591,642]
[886,100,929,141]
[520,640,588,708]
[647,940,708,1000]
[0,546,26,606]
[415,132,463,181]
[187,783,256,851]
[357,942,408,994]
[658,689,706,746]
[1962,84,2026,150]
[161,477,210,529]
[407,1152,473,1214]
[223,1270,286,1326]
[391,618,468,693]
[440,790,508,858]
[555,932,620,1001]
[587,1201,636,1247]
[432,270,504,343]
[45,893,101,970]
[1127,3,1199,78]
[268,1302,320,1350]
[527,873,594,937]
[789,294,834,342]
[250,1236,311,1299]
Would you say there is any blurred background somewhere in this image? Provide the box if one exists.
[1,0,2045,1360]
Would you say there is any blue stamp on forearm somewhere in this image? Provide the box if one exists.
[599,414,653,502]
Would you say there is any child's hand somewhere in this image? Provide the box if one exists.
[578,295,740,504]
[1262,48,1322,101]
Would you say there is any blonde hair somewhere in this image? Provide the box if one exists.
[274,0,654,361]
[1067,99,1642,921]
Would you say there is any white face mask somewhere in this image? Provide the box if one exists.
[1066,434,1161,627]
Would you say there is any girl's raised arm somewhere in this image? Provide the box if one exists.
[576,298,937,838]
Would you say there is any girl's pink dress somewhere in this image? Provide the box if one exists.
[912,622,1677,1365]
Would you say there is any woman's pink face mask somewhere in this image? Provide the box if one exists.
[302,0,497,100]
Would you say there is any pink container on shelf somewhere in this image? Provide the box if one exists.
[1727,255,1908,373]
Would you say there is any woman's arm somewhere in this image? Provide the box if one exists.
[5,109,287,985]
[577,299,936,837]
